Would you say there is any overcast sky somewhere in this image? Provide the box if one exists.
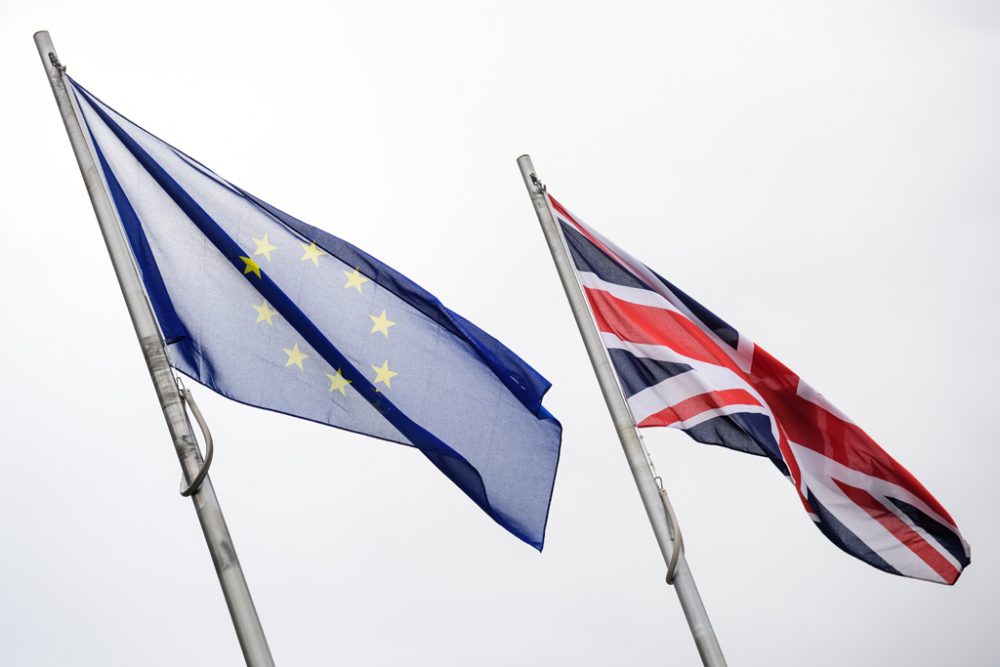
[3,1,998,665]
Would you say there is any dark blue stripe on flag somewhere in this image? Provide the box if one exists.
[607,348,691,399]
[87,128,189,348]
[681,413,787,474]
[559,220,646,290]
[807,490,902,578]
[887,496,970,567]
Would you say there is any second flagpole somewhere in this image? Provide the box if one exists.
[517,154,727,667]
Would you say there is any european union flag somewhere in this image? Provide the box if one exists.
[70,79,561,549]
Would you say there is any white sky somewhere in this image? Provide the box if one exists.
[2,1,998,665]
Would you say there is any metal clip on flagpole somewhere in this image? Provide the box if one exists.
[655,476,684,585]
[177,378,213,497]
[48,52,66,73]
[641,431,685,585]
[639,425,686,585]
[34,31,275,667]
[517,154,727,667]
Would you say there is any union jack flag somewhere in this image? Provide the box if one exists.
[549,194,970,584]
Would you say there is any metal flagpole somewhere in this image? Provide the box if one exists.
[34,31,275,667]
[517,155,727,666]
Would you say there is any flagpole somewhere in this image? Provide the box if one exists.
[517,155,727,666]
[34,31,275,667]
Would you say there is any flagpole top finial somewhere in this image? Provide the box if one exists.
[516,154,546,195]
[33,31,65,73]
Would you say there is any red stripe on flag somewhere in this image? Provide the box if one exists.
[833,479,960,584]
[637,389,762,428]
[584,287,745,373]
[548,195,576,225]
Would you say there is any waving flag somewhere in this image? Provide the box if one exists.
[548,194,969,583]
[69,77,561,549]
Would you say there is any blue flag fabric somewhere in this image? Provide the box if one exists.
[70,79,561,549]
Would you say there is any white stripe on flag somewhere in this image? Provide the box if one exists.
[795,378,855,425]
[657,403,771,431]
[576,271,681,313]
[626,365,760,424]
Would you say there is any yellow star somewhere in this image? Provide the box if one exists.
[369,310,396,337]
[326,369,352,395]
[252,301,278,325]
[283,342,309,370]
[240,256,262,279]
[343,268,370,293]
[300,241,325,265]
[253,233,278,261]
[371,360,398,389]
